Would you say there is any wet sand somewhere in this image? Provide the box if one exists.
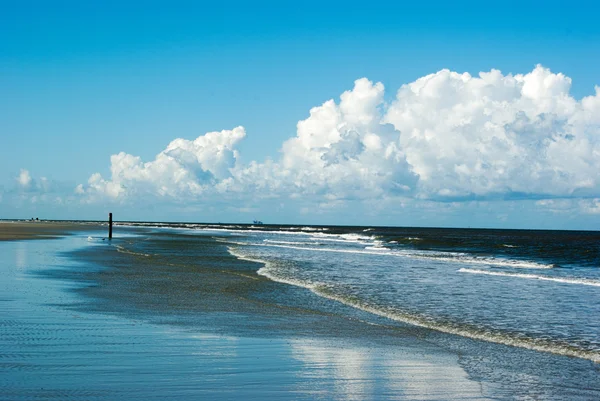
[1,226,599,400]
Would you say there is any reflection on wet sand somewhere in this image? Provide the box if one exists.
[0,234,488,400]
[289,338,486,400]
[15,241,27,270]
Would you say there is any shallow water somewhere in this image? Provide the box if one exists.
[193,225,600,362]
[2,226,600,400]
[0,231,489,400]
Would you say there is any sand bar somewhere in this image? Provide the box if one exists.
[0,221,104,241]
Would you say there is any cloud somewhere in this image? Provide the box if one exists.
[226,78,417,201]
[16,169,54,193]
[79,127,246,201]
[385,65,600,199]
[581,199,600,214]
[17,169,32,188]
[536,198,600,215]
[0,169,70,213]
[78,65,600,209]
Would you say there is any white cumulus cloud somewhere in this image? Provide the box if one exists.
[229,77,417,200]
[384,65,600,199]
[80,127,246,200]
[78,65,600,210]
[16,169,53,193]
[17,169,32,188]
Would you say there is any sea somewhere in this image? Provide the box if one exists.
[3,221,600,399]
[116,222,600,364]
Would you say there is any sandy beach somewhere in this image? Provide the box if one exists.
[0,221,105,241]
[1,223,599,400]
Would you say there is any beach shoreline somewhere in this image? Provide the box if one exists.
[1,228,489,400]
[0,221,105,241]
[2,224,599,400]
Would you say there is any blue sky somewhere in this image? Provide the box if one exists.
[2,1,600,229]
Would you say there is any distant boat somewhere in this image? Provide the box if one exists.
[253,220,263,225]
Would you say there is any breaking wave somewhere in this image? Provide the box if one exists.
[459,268,600,287]
[239,250,600,363]
[252,242,554,269]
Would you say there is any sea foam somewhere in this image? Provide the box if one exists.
[250,255,600,363]
[253,242,554,269]
[458,268,600,287]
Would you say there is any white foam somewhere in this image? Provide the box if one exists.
[115,245,151,257]
[459,268,600,287]
[199,227,330,237]
[151,226,550,269]
[116,223,328,238]
[340,233,373,241]
[288,226,329,232]
[307,232,373,244]
[365,246,390,251]
[264,239,320,246]
[227,247,272,268]
[256,261,600,363]
[259,243,400,257]
[308,236,369,245]
[253,242,554,269]
[440,255,553,269]
[226,245,600,363]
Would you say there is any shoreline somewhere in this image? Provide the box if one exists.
[0,221,105,241]
[64,229,600,398]
[1,228,489,400]
[2,225,600,399]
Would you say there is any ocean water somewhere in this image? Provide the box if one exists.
[1,228,493,400]
[4,223,600,399]
[118,222,600,363]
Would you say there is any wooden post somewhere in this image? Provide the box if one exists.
[108,212,113,240]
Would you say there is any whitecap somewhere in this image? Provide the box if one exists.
[458,268,600,287]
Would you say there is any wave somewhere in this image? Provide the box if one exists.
[286,226,330,232]
[214,238,254,246]
[459,268,600,287]
[435,255,553,269]
[118,223,552,270]
[364,246,391,251]
[252,242,554,269]
[307,237,370,245]
[114,245,152,258]
[115,221,332,236]
[264,239,322,246]
[240,251,600,363]
[258,243,400,256]
[308,232,373,243]
[200,227,337,237]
